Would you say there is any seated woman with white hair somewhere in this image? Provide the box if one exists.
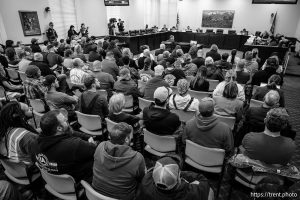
[213,69,245,101]
[169,79,199,112]
[69,58,88,85]
[205,57,224,82]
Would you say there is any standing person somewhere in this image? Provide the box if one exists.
[30,38,41,53]
[102,51,119,80]
[46,22,58,43]
[67,25,79,39]
[117,19,125,33]
[80,23,89,38]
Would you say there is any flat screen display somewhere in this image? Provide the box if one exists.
[252,0,297,4]
[104,0,129,6]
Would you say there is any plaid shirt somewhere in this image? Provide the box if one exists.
[23,77,47,99]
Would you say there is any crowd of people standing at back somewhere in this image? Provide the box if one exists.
[0,30,298,200]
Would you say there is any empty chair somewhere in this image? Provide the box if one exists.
[250,99,264,107]
[98,89,108,100]
[138,97,153,111]
[216,29,224,34]
[228,30,236,35]
[105,117,117,133]
[75,111,102,135]
[188,90,212,100]
[184,140,225,198]
[206,29,214,34]
[215,114,236,130]
[29,99,47,113]
[81,180,118,200]
[122,95,134,112]
[207,79,219,91]
[38,166,78,200]
[170,109,195,122]
[144,129,176,156]
[0,159,40,185]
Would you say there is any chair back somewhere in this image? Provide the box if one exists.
[188,90,212,100]
[0,159,27,179]
[81,180,118,200]
[105,118,117,133]
[75,111,102,131]
[170,109,195,122]
[18,71,27,82]
[0,86,7,100]
[185,140,225,171]
[39,167,76,194]
[7,68,19,80]
[29,99,46,113]
[144,129,176,153]
[215,114,235,130]
[98,89,108,100]
[124,95,133,109]
[138,80,147,93]
[207,79,219,91]
[138,97,153,111]
[250,99,264,107]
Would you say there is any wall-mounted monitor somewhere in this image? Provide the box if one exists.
[104,0,129,6]
[252,0,297,4]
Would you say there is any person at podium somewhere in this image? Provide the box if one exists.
[161,24,168,32]
[185,26,192,32]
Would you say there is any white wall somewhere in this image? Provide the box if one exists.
[0,0,51,44]
[75,0,108,36]
[178,0,300,36]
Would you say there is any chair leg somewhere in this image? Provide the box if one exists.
[216,165,225,199]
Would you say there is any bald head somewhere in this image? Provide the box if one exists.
[199,97,215,117]
[160,44,165,50]
[264,90,280,107]
[197,49,204,58]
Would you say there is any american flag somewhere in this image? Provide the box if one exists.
[270,12,277,34]
[176,12,179,28]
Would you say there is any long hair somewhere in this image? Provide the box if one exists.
[230,49,237,65]
[0,101,37,156]
[191,66,207,89]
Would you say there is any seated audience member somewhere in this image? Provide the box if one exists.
[205,44,221,61]
[102,51,119,80]
[0,101,37,163]
[182,53,198,76]
[188,45,198,60]
[241,108,295,165]
[190,66,210,92]
[139,57,155,81]
[35,109,96,182]
[227,49,240,66]
[18,50,32,72]
[44,75,77,118]
[205,57,224,82]
[30,38,41,53]
[252,57,282,86]
[0,180,22,200]
[253,74,285,107]
[108,93,141,133]
[214,52,232,70]
[63,49,74,69]
[143,65,169,100]
[261,53,282,73]
[182,97,234,155]
[213,82,243,118]
[118,48,138,69]
[107,40,122,61]
[192,49,205,68]
[30,53,55,77]
[138,49,156,70]
[57,39,66,57]
[96,41,106,60]
[235,60,250,84]
[6,48,19,66]
[213,70,245,101]
[83,37,96,54]
[78,74,109,119]
[243,51,258,75]
[23,65,47,100]
[92,61,114,98]
[175,49,184,63]
[163,50,170,60]
[121,56,140,83]
[46,45,63,68]
[40,40,49,52]
[143,87,181,135]
[137,155,213,200]
[0,45,9,70]
[70,58,88,85]
[0,73,23,99]
[169,79,199,112]
[88,45,102,62]
[155,44,166,56]
[114,68,142,114]
[252,48,261,66]
[92,122,145,200]
[164,57,186,86]
[73,44,87,63]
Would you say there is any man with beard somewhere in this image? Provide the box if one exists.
[34,109,97,182]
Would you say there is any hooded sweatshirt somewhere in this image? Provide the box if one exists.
[34,134,96,182]
[92,141,145,200]
[182,113,233,155]
[143,76,169,100]
[143,103,181,135]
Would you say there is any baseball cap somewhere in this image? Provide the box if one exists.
[152,157,180,190]
[154,65,164,76]
[153,86,172,103]
[31,38,38,44]
[43,75,56,87]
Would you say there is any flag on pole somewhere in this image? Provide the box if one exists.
[176,12,179,29]
[270,12,277,34]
